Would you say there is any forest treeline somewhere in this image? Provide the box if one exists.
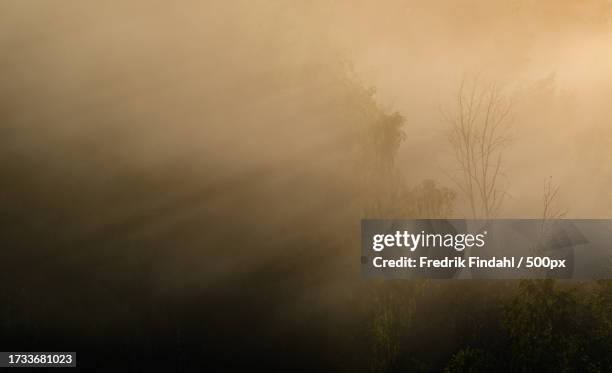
[346,67,612,372]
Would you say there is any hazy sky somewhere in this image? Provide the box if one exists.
[2,0,612,221]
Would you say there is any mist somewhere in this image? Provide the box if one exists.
[1,1,612,370]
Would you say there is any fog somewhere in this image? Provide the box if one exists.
[1,1,612,368]
[3,1,611,216]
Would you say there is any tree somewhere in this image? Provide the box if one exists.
[541,177,567,221]
[503,280,612,372]
[348,75,406,218]
[443,77,514,218]
[390,179,456,218]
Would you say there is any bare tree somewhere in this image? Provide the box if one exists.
[541,176,567,220]
[444,77,514,218]
[539,176,568,238]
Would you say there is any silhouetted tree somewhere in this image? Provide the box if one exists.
[443,77,513,218]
